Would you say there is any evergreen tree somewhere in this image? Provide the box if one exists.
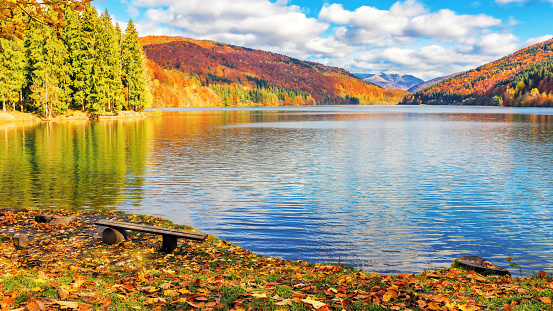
[63,7,85,111]
[25,17,71,119]
[0,37,26,112]
[98,10,124,112]
[80,5,101,112]
[121,20,147,110]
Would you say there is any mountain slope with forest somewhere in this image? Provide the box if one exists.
[141,36,407,107]
[407,73,460,93]
[402,38,553,106]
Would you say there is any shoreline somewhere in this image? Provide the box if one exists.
[1,207,552,310]
[0,110,160,123]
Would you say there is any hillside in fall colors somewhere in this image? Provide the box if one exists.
[141,36,407,107]
[402,38,553,107]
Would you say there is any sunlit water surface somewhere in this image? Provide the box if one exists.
[2,106,553,275]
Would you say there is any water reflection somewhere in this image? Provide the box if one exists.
[1,106,553,275]
[0,119,151,209]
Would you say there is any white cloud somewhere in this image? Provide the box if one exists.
[495,0,527,3]
[472,33,519,55]
[407,10,500,39]
[126,0,532,82]
[523,35,553,47]
[319,0,501,46]
[135,0,328,49]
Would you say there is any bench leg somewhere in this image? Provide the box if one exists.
[161,235,178,252]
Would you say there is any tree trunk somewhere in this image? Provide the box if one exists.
[2,99,5,112]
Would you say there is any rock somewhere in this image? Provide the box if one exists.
[12,234,29,248]
[102,228,128,245]
[35,214,53,223]
[50,216,76,226]
[453,256,511,276]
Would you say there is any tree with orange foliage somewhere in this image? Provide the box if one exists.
[0,0,91,38]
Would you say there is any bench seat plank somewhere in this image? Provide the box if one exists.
[94,219,207,241]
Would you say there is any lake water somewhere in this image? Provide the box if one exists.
[1,105,553,275]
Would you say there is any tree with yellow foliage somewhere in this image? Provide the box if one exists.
[0,0,90,38]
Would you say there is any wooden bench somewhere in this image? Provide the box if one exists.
[94,219,207,252]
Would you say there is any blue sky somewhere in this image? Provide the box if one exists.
[93,0,553,80]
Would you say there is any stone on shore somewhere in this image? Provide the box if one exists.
[12,234,29,248]
[50,216,76,226]
[35,214,53,223]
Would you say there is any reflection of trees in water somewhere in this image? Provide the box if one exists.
[0,119,152,210]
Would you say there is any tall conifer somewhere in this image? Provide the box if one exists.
[97,10,124,112]
[25,17,71,119]
[79,5,100,112]
[0,37,26,112]
[121,20,147,110]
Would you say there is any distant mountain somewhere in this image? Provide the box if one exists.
[402,38,553,107]
[355,71,423,91]
[141,36,407,107]
[407,73,460,93]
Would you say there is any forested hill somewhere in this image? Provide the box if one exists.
[141,36,407,107]
[402,38,553,107]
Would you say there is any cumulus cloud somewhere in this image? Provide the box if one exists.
[125,0,533,81]
[523,35,553,47]
[319,0,501,46]
[134,0,328,50]
[471,33,520,55]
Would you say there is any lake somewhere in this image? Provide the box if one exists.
[1,105,552,275]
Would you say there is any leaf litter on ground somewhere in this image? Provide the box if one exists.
[1,208,553,311]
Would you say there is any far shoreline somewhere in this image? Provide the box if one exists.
[0,109,160,123]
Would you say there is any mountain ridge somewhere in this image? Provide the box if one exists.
[402,38,553,106]
[407,73,460,93]
[356,71,423,91]
[141,36,407,107]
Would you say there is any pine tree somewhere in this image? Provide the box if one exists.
[122,20,147,110]
[25,17,71,119]
[80,5,101,112]
[98,10,124,112]
[63,7,84,110]
[0,37,26,112]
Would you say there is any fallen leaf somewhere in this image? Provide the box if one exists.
[26,301,45,311]
[159,282,171,290]
[55,301,79,309]
[58,288,70,300]
[540,296,552,304]
[102,297,111,308]
[164,289,179,297]
[251,293,267,299]
[301,298,326,309]
[275,299,293,307]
